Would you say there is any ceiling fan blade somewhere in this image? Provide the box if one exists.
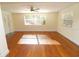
[34,10,39,12]
[30,6,39,11]
[34,8,39,10]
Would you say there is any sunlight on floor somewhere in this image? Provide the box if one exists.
[22,35,36,39]
[18,34,60,45]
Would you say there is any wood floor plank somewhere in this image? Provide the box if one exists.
[6,31,79,57]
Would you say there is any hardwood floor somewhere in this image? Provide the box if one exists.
[6,31,79,57]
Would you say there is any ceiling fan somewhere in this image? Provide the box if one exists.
[30,6,39,12]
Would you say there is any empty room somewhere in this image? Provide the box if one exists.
[0,2,79,57]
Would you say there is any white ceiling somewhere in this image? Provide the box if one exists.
[1,2,76,13]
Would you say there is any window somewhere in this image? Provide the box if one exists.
[24,14,46,25]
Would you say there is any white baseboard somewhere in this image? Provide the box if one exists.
[15,30,57,32]
[0,48,9,57]
[57,31,79,46]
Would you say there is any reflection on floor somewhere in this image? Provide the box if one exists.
[18,34,60,45]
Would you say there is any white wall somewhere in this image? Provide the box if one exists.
[12,13,58,31]
[2,10,14,34]
[0,5,9,57]
[57,3,79,45]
